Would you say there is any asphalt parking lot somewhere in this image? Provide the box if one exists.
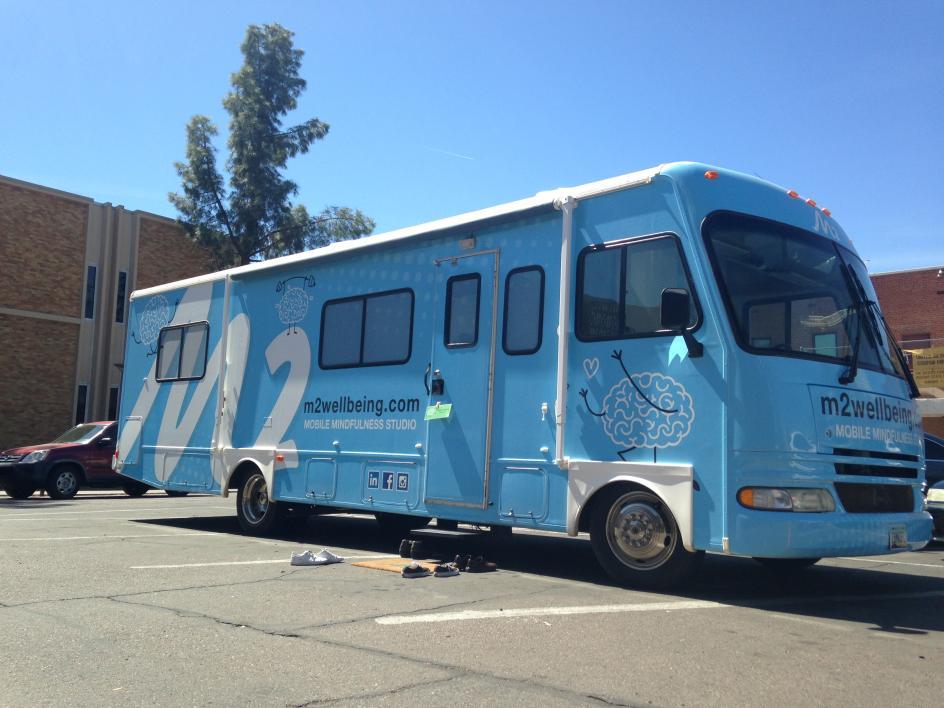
[2,492,943,707]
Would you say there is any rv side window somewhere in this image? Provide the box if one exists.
[319,289,414,369]
[445,274,480,347]
[576,235,697,341]
[156,322,209,382]
[503,266,544,355]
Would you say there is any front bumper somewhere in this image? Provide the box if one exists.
[0,461,49,487]
[730,508,932,557]
[927,503,944,542]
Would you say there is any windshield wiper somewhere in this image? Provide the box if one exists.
[838,264,866,385]
[864,300,921,399]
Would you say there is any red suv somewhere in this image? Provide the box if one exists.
[0,421,152,499]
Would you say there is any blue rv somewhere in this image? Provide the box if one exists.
[114,163,931,587]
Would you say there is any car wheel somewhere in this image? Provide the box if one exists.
[46,466,81,500]
[236,471,284,534]
[122,481,151,497]
[2,482,37,500]
[165,490,189,497]
[374,512,431,537]
[589,485,702,589]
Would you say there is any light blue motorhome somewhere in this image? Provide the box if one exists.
[115,162,931,587]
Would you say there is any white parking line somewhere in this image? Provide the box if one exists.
[0,505,231,518]
[131,555,396,569]
[0,532,223,542]
[0,507,233,521]
[376,599,730,625]
[837,557,944,570]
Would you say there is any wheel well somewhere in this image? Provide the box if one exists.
[227,461,262,493]
[49,462,86,485]
[576,481,651,534]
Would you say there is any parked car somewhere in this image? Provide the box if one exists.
[926,480,944,543]
[925,433,944,490]
[0,421,186,500]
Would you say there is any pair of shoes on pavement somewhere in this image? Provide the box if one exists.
[290,548,344,566]
[454,554,497,573]
[398,539,427,560]
[401,561,460,578]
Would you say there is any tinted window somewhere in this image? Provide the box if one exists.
[319,289,413,369]
[157,323,208,382]
[446,274,480,347]
[115,271,127,323]
[74,385,88,426]
[926,439,944,461]
[576,235,697,341]
[84,265,97,319]
[503,267,544,355]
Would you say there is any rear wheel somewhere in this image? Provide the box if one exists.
[236,471,284,534]
[46,466,81,500]
[122,481,151,497]
[754,557,820,572]
[590,486,702,589]
[2,482,37,500]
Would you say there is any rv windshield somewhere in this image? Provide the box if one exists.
[703,211,902,379]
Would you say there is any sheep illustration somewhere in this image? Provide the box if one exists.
[579,349,694,461]
[275,274,316,334]
[131,295,175,356]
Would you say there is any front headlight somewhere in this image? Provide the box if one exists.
[20,450,50,464]
[927,487,944,504]
[737,487,836,512]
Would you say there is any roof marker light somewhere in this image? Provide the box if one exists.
[704,170,719,180]
[822,208,832,217]
[806,198,817,207]
[787,190,799,199]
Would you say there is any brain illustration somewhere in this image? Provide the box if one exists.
[275,284,312,325]
[600,372,695,449]
[138,295,171,345]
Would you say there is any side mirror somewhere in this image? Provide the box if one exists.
[97,437,113,446]
[661,288,691,331]
[660,288,703,358]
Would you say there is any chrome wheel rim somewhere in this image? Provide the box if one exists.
[56,470,78,496]
[241,475,269,525]
[605,491,677,571]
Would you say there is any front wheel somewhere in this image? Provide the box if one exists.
[46,466,80,500]
[236,471,284,534]
[590,486,702,589]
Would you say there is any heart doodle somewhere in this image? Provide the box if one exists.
[583,357,599,379]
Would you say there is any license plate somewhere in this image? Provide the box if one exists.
[889,526,908,550]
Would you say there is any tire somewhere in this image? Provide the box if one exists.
[754,557,821,572]
[236,471,284,534]
[2,482,37,500]
[122,481,151,497]
[46,466,81,500]
[589,485,702,589]
[374,512,431,537]
[165,490,189,497]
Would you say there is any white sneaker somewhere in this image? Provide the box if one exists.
[290,549,344,566]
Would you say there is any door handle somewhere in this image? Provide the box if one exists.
[423,363,431,395]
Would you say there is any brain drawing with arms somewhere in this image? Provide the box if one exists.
[580,349,695,460]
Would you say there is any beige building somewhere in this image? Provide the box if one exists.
[0,175,215,451]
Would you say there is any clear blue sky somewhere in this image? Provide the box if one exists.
[2,1,941,272]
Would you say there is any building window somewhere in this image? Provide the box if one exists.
[156,322,209,382]
[319,289,414,369]
[74,384,88,425]
[115,271,128,323]
[576,235,698,341]
[503,266,545,355]
[84,265,97,320]
[107,387,120,420]
[445,274,481,347]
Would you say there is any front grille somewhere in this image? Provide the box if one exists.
[835,463,919,479]
[832,447,919,463]
[0,454,22,464]
[834,482,915,513]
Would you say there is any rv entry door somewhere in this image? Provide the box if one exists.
[424,250,499,509]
